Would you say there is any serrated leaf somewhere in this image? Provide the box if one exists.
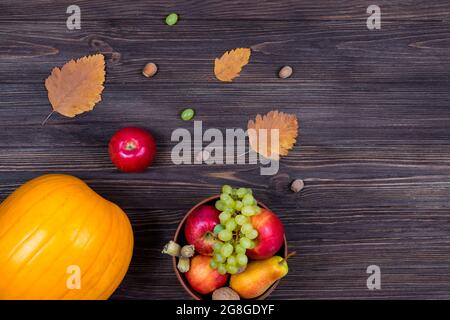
[214,48,251,82]
[247,110,299,160]
[45,54,105,118]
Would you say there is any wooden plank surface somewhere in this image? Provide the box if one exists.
[1,0,450,299]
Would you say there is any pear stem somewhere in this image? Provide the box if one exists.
[286,251,297,260]
[279,251,296,265]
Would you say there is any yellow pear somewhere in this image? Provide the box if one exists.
[230,256,288,299]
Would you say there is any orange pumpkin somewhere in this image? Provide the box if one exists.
[0,174,134,300]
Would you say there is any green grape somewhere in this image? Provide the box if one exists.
[226,264,238,275]
[219,212,231,224]
[223,207,235,215]
[236,253,248,266]
[231,188,238,199]
[222,185,232,195]
[246,188,253,195]
[227,255,237,266]
[224,198,235,208]
[214,253,226,263]
[218,229,233,242]
[210,260,218,269]
[180,108,195,121]
[235,245,246,255]
[241,223,254,235]
[236,188,247,199]
[235,214,248,226]
[215,200,226,211]
[240,237,252,249]
[220,193,232,202]
[241,205,255,216]
[248,240,255,249]
[235,200,243,211]
[220,243,234,257]
[213,241,223,252]
[246,229,259,240]
[214,224,225,235]
[242,194,254,206]
[165,13,179,26]
[225,219,237,231]
[217,264,227,275]
[254,206,262,214]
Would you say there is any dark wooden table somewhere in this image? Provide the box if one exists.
[1,0,450,299]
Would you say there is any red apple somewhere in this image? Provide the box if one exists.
[185,255,228,295]
[109,127,156,172]
[246,208,284,260]
[185,205,220,255]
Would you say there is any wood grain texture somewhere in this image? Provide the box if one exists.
[1,0,450,299]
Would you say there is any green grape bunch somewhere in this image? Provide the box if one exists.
[210,185,262,275]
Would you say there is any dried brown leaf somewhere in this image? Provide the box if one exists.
[214,48,251,82]
[45,54,105,118]
[247,110,298,160]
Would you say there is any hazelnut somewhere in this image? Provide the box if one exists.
[278,65,293,79]
[212,287,240,300]
[195,150,210,163]
[290,179,304,193]
[142,62,158,78]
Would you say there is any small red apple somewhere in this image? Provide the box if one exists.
[185,205,220,255]
[109,127,157,172]
[185,255,228,295]
[246,208,284,260]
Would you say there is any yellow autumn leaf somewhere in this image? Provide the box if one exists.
[214,48,251,82]
[45,54,105,118]
[247,110,299,160]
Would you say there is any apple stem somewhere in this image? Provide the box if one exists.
[125,141,137,150]
[205,231,216,241]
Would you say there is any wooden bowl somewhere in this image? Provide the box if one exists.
[173,195,288,300]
